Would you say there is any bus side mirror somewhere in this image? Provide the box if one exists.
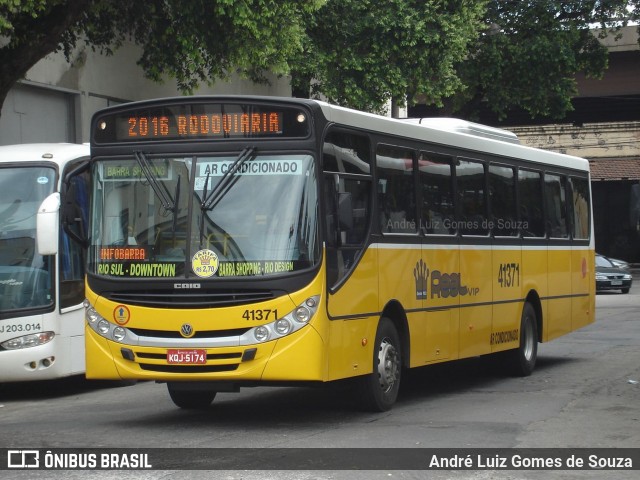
[37,192,60,255]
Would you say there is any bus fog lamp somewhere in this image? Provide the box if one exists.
[112,327,126,342]
[275,319,292,335]
[97,320,110,335]
[254,326,270,342]
[294,306,310,323]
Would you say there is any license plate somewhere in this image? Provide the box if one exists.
[611,280,623,286]
[167,349,207,364]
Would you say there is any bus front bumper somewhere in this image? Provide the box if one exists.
[85,323,326,384]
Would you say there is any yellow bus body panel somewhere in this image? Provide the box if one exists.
[491,246,522,353]
[85,269,329,383]
[85,242,596,384]
[325,248,378,380]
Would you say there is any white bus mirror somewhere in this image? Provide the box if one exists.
[37,192,60,255]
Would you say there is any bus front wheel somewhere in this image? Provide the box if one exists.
[167,383,216,409]
[358,317,402,412]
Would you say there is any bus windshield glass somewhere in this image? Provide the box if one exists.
[0,166,56,311]
[88,153,319,279]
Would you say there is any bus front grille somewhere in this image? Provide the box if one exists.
[105,289,275,309]
[138,363,239,373]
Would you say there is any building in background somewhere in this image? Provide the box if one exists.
[0,42,291,146]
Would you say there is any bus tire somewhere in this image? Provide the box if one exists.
[358,317,402,412]
[508,302,538,377]
[167,384,216,409]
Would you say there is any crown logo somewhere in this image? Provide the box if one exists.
[414,259,429,300]
[198,251,213,265]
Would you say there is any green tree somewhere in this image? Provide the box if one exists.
[292,0,637,119]
[291,0,488,114]
[0,0,321,118]
[449,0,635,120]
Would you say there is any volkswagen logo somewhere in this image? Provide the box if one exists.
[180,323,195,338]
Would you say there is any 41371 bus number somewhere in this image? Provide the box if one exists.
[498,263,520,288]
[242,309,278,321]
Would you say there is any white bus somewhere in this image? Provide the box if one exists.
[0,143,90,382]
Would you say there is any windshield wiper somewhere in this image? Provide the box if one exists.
[134,151,177,213]
[198,146,256,250]
[201,146,256,211]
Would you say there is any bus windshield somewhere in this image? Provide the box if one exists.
[88,153,320,279]
[0,166,56,311]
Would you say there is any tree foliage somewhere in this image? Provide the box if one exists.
[1,0,638,122]
[291,0,488,113]
[291,0,637,119]
[449,0,636,120]
[0,0,321,116]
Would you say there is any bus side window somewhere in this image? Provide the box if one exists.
[518,169,545,238]
[323,129,372,288]
[456,159,488,236]
[570,177,590,240]
[376,144,417,234]
[419,151,455,235]
[489,164,518,236]
[544,173,569,238]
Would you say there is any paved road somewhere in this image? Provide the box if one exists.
[1,287,638,480]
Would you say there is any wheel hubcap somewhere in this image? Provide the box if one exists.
[523,318,535,361]
[376,337,400,393]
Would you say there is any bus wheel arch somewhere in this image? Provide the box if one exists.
[525,290,543,343]
[357,303,407,412]
[507,293,541,377]
[380,300,410,369]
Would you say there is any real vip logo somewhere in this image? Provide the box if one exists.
[414,260,478,300]
[414,259,428,299]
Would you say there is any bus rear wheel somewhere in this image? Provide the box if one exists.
[358,318,402,412]
[167,383,216,409]
[508,302,538,377]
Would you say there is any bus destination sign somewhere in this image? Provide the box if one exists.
[93,103,310,143]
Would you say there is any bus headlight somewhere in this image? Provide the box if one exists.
[294,306,310,323]
[254,326,270,342]
[97,320,110,335]
[84,300,131,344]
[112,327,126,342]
[86,307,101,324]
[240,295,320,346]
[275,318,292,335]
[1,332,55,350]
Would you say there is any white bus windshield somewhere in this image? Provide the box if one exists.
[88,153,320,279]
[0,166,56,311]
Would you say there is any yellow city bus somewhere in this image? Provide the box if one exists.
[73,96,594,411]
